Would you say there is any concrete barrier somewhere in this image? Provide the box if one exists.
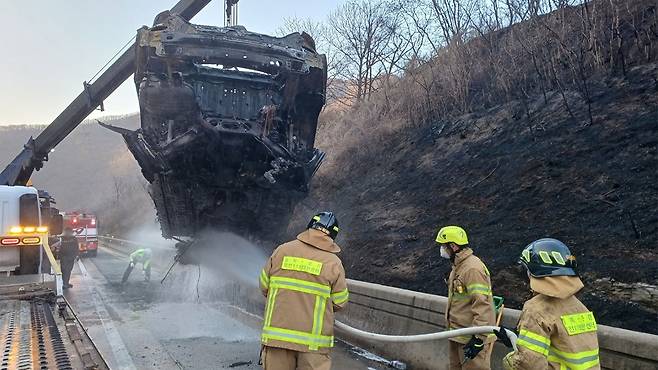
[338,279,658,370]
[99,237,658,369]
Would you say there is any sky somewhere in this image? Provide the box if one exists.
[0,0,340,126]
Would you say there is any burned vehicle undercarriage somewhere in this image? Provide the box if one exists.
[103,12,327,240]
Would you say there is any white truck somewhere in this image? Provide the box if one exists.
[0,185,55,275]
[0,185,109,369]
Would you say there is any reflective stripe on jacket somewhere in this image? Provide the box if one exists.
[503,293,600,370]
[259,229,348,353]
[445,248,496,344]
[130,249,151,268]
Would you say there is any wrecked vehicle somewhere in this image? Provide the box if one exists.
[103,12,327,240]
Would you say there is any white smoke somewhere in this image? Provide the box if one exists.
[121,223,268,310]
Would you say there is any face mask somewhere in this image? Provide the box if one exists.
[440,245,451,259]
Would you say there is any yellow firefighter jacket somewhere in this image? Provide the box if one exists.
[503,275,600,370]
[445,248,496,344]
[259,229,349,354]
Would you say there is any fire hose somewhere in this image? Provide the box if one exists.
[334,321,516,369]
[335,320,517,349]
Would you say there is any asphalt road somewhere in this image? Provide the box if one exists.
[64,248,391,370]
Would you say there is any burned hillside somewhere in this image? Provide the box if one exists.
[291,0,658,333]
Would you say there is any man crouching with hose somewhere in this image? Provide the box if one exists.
[122,248,152,284]
[259,212,349,370]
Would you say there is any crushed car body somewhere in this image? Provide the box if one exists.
[102,12,327,239]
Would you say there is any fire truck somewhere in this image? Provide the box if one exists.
[63,212,98,257]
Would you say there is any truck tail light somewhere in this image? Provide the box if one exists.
[21,237,41,245]
[1,238,20,245]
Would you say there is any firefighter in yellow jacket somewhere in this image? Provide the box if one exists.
[259,212,349,370]
[495,238,600,370]
[437,226,496,370]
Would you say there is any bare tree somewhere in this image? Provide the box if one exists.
[275,0,657,129]
[429,0,479,44]
[327,0,398,103]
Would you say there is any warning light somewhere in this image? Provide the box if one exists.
[21,237,41,245]
[23,227,36,233]
[9,226,22,234]
[36,226,48,233]
[1,238,20,246]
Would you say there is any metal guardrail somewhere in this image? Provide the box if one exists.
[97,235,170,250]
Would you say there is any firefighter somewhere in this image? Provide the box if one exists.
[259,212,349,370]
[57,227,79,289]
[121,248,152,284]
[437,226,495,370]
[494,238,600,370]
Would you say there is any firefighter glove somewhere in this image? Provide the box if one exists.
[463,336,484,359]
[494,326,514,348]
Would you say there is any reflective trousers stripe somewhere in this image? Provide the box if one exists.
[262,326,334,348]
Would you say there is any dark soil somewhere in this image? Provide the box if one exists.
[296,64,658,334]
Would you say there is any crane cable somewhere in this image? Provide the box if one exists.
[87,35,137,84]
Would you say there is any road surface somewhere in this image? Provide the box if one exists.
[64,248,392,369]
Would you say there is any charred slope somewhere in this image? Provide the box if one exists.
[302,63,658,333]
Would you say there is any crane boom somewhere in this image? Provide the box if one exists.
[0,0,212,186]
